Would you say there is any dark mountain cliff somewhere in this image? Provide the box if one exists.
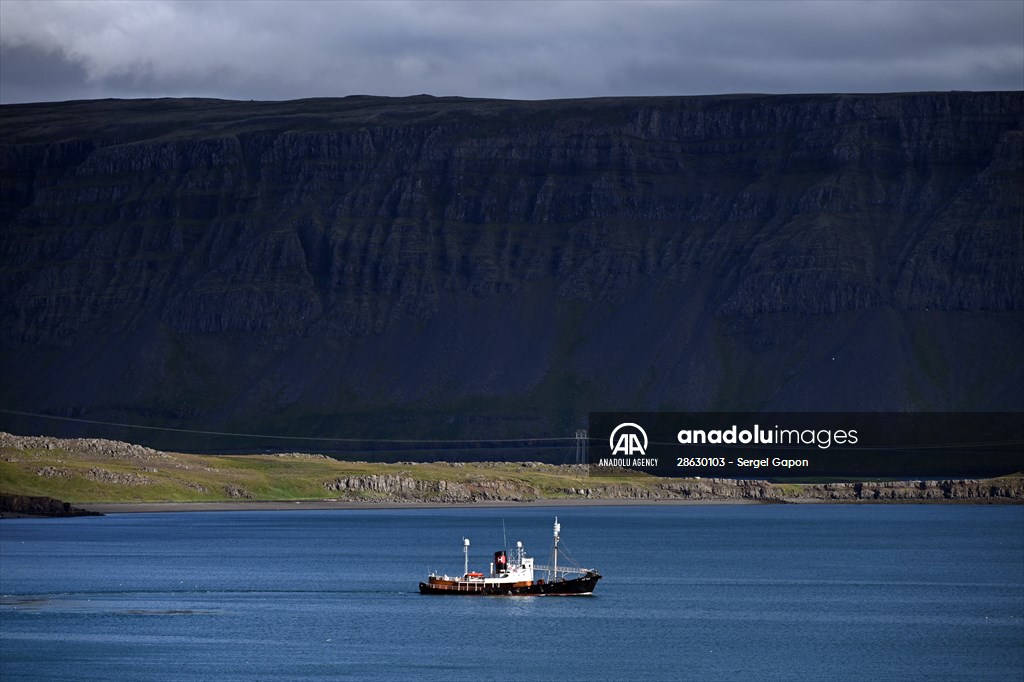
[1,93,1022,448]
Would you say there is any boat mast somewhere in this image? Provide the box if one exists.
[463,538,470,576]
[553,518,560,578]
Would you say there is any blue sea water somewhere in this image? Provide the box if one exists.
[1,504,1022,681]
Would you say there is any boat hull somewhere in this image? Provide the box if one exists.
[419,572,601,596]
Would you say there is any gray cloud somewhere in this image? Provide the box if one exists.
[1,0,1021,104]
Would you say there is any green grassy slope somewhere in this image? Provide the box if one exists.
[3,434,1020,505]
[0,440,649,504]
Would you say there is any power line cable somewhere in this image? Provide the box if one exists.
[0,408,574,445]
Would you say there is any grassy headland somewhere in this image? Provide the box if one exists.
[0,432,649,504]
[1,432,1021,508]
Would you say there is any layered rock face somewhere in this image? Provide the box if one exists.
[0,93,1021,448]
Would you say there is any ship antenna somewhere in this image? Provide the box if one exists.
[502,519,508,554]
[463,537,470,577]
[553,517,561,580]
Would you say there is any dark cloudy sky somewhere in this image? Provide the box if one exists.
[1,0,1021,104]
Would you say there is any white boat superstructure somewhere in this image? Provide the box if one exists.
[419,518,602,596]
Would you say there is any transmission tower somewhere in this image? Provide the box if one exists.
[574,429,588,465]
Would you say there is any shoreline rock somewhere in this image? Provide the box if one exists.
[0,494,103,518]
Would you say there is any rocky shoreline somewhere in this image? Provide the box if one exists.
[318,472,1024,504]
[0,494,103,518]
[1,431,1021,511]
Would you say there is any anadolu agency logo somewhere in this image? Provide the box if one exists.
[599,423,658,467]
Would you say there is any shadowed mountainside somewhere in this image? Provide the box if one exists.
[1,93,1022,449]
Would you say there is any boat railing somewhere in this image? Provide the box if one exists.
[533,564,594,577]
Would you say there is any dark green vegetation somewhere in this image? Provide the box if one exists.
[1,93,1022,449]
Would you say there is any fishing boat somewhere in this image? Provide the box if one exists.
[419,518,601,596]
